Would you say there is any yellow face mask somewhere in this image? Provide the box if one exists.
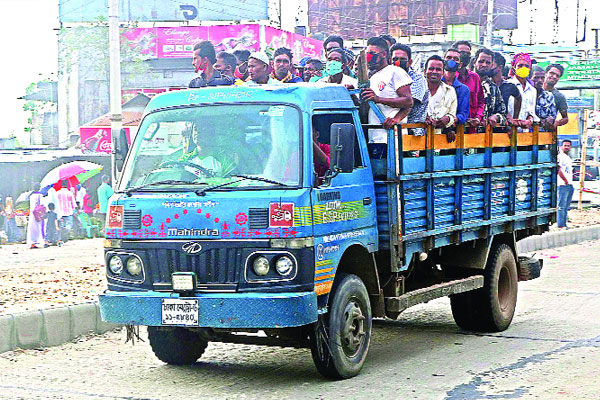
[515,67,530,78]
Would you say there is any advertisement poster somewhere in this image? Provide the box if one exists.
[123,25,322,60]
[209,24,261,53]
[156,26,209,58]
[80,127,131,154]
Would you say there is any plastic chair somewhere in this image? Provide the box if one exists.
[78,213,100,238]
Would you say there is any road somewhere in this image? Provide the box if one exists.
[1,240,599,400]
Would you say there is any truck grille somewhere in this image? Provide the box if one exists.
[123,209,141,230]
[151,247,242,289]
[248,208,269,229]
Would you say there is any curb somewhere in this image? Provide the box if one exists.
[0,302,121,354]
[517,224,600,253]
[1,225,599,354]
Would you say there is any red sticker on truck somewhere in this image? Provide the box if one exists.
[269,203,294,227]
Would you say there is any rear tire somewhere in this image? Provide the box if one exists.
[450,243,518,332]
[148,326,208,365]
[310,273,372,379]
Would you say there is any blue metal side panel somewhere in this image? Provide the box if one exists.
[462,176,485,223]
[433,178,456,228]
[404,157,426,174]
[463,153,485,169]
[539,150,552,163]
[375,182,390,249]
[516,150,535,165]
[491,152,510,166]
[404,180,427,234]
[433,155,457,172]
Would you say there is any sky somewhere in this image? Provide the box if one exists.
[0,0,58,140]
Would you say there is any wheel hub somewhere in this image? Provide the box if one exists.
[341,300,366,357]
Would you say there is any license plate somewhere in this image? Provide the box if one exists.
[161,299,199,327]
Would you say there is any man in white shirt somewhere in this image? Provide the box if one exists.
[557,139,574,230]
[360,36,413,143]
[506,52,538,130]
[425,55,457,142]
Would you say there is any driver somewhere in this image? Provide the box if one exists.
[179,125,223,176]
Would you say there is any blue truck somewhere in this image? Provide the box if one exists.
[99,84,553,379]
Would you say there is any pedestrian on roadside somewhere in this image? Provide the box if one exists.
[97,175,113,232]
[57,180,76,242]
[26,188,46,249]
[82,190,94,216]
[557,139,574,230]
[45,202,61,246]
[2,197,20,243]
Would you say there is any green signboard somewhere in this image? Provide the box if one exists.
[538,59,600,81]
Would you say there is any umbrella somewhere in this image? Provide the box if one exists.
[15,190,33,205]
[39,161,103,191]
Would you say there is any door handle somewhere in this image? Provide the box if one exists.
[363,197,372,205]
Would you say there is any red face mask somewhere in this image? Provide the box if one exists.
[234,66,245,79]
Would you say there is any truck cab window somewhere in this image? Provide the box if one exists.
[312,114,363,186]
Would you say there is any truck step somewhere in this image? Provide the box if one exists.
[385,276,485,313]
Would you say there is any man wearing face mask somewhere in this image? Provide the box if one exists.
[189,41,233,88]
[389,43,428,136]
[361,37,413,143]
[492,52,521,126]
[233,50,251,82]
[474,48,506,128]
[304,59,324,82]
[506,53,538,129]
[213,52,238,85]
[318,48,357,88]
[455,49,485,129]
[442,49,470,127]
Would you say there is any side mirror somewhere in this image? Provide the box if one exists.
[330,123,355,174]
[115,128,129,172]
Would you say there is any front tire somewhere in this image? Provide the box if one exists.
[148,327,208,365]
[450,243,518,332]
[310,273,372,379]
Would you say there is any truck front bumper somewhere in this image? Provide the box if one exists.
[99,290,318,329]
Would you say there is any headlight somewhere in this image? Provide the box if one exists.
[126,256,143,276]
[275,256,294,276]
[108,256,123,274]
[253,256,270,276]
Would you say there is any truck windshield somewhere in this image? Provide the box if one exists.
[119,104,301,191]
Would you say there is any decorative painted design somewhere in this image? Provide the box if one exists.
[315,281,333,296]
[235,213,248,225]
[294,201,367,227]
[141,214,153,227]
[269,203,294,227]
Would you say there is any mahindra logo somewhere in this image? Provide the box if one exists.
[182,241,203,254]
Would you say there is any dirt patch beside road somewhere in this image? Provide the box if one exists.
[0,238,106,315]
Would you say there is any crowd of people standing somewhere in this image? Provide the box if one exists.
[187,36,569,141]
[0,175,113,249]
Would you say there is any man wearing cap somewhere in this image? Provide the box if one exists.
[245,52,278,85]
[507,52,538,129]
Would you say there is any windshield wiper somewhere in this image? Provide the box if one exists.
[231,174,291,187]
[125,180,202,196]
[195,179,245,196]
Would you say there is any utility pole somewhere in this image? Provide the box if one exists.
[109,0,122,189]
[484,0,494,48]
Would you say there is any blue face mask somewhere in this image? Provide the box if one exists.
[325,60,343,76]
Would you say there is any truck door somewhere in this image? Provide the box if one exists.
[310,112,377,266]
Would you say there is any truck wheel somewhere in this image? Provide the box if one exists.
[148,326,208,365]
[450,290,480,331]
[450,244,518,332]
[310,273,372,379]
[481,244,518,331]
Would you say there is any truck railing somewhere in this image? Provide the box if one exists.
[360,122,558,268]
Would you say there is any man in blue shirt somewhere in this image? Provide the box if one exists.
[443,48,470,127]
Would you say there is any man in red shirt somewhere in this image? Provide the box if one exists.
[453,41,484,130]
